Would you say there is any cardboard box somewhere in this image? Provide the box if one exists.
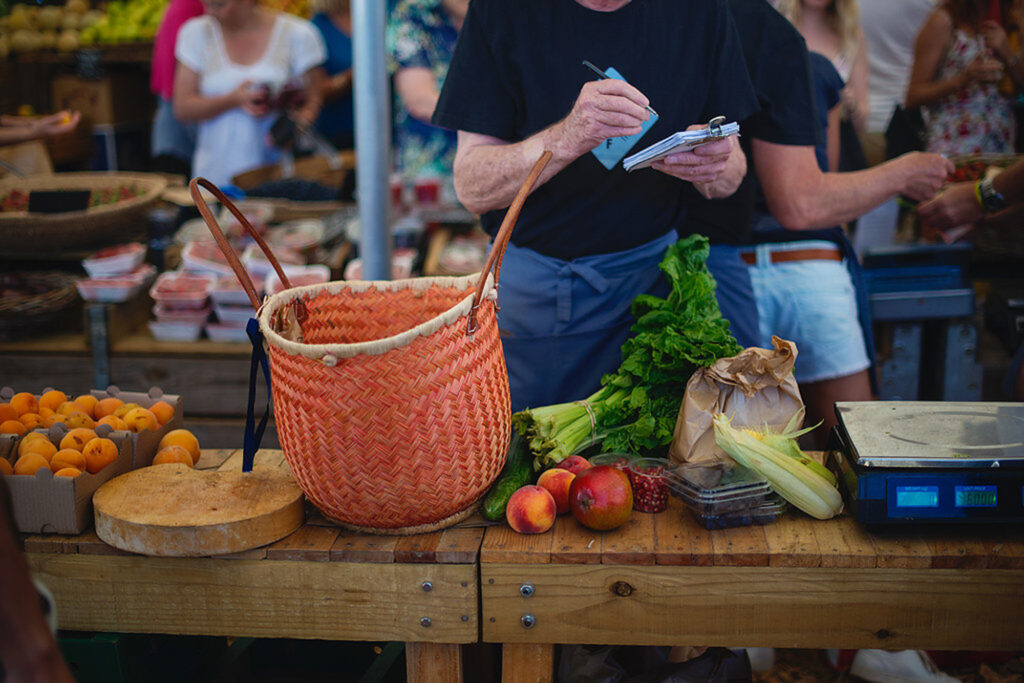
[5,423,132,534]
[51,73,153,127]
[89,386,184,468]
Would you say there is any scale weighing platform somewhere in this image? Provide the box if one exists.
[831,401,1024,526]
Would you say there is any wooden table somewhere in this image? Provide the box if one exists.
[480,496,1024,682]
[23,449,483,682]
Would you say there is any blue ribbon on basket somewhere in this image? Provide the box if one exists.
[243,317,273,473]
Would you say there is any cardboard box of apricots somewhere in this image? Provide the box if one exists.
[0,386,184,534]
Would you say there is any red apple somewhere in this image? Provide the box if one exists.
[554,454,592,476]
[505,485,557,534]
[537,467,575,515]
[569,465,633,531]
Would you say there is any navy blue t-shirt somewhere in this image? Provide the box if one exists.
[682,0,820,245]
[433,0,758,260]
[312,13,354,145]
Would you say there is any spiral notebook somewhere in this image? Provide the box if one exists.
[623,120,740,172]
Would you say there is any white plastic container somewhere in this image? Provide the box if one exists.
[343,248,417,281]
[148,320,203,342]
[265,219,325,252]
[241,243,305,279]
[82,243,146,278]
[76,264,156,303]
[153,303,211,324]
[213,303,254,325]
[210,275,264,307]
[205,322,250,343]
[181,241,236,277]
[266,264,330,296]
[149,271,215,310]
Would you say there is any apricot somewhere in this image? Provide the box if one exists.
[14,452,50,476]
[0,458,11,476]
[82,437,118,474]
[64,410,96,429]
[113,402,142,419]
[40,412,67,428]
[0,403,17,423]
[10,392,38,416]
[60,427,97,452]
[54,467,82,478]
[96,415,128,431]
[56,401,90,417]
[158,429,200,465]
[38,390,68,413]
[537,467,576,515]
[505,485,557,534]
[0,420,26,436]
[148,401,175,426]
[51,448,88,473]
[73,394,98,418]
[19,437,57,462]
[122,407,158,433]
[18,413,41,430]
[94,397,124,419]
[152,446,194,467]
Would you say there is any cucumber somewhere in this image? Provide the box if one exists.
[481,429,533,521]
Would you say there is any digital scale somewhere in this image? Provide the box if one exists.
[830,401,1024,526]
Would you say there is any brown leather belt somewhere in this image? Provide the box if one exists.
[739,247,842,265]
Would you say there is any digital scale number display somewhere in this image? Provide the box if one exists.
[895,486,938,508]
[954,485,997,508]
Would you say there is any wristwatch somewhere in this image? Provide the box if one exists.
[977,177,1008,213]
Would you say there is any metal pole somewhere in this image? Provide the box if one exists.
[351,0,392,280]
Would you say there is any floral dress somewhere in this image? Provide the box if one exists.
[386,0,459,183]
[923,28,1016,155]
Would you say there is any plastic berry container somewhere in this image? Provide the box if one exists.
[663,463,772,515]
[587,452,635,471]
[626,457,671,513]
[691,497,787,530]
[149,271,215,310]
[81,242,146,278]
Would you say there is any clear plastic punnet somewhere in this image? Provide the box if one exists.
[664,463,773,516]
[690,497,787,530]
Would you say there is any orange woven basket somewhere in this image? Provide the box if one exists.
[189,152,551,534]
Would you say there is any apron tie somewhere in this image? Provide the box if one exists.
[556,262,610,322]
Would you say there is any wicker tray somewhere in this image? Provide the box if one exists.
[0,172,168,251]
[0,271,81,341]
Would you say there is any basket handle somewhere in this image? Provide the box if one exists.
[188,177,293,312]
[469,150,552,332]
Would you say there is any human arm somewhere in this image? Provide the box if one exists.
[321,68,352,103]
[172,62,268,123]
[0,477,74,683]
[0,111,81,146]
[826,103,842,173]
[906,10,1002,109]
[918,157,1024,229]
[752,138,953,229]
[981,20,1024,91]
[452,79,651,214]
[394,66,441,123]
[291,66,326,127]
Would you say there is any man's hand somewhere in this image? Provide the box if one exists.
[891,151,954,201]
[917,181,984,231]
[555,80,651,159]
[651,124,733,185]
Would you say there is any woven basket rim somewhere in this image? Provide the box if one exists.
[258,271,495,361]
[0,271,80,317]
[0,172,168,224]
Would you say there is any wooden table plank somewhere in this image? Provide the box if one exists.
[813,514,878,568]
[711,524,770,566]
[984,531,1024,569]
[435,527,485,564]
[869,530,932,569]
[23,535,69,554]
[480,525,552,564]
[764,513,822,568]
[920,528,991,569]
[395,532,443,564]
[653,499,714,566]
[550,515,602,564]
[406,642,463,683]
[72,529,131,556]
[265,525,340,562]
[329,530,398,563]
[601,512,656,565]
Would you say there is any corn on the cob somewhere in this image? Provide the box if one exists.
[714,413,843,520]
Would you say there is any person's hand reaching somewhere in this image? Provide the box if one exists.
[917,181,985,231]
[32,110,81,137]
[893,151,955,202]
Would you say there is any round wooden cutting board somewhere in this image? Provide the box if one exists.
[94,464,305,557]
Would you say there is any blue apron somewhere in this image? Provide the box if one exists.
[496,232,676,412]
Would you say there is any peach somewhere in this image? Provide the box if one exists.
[122,407,159,433]
[554,455,592,476]
[537,467,575,515]
[505,485,557,534]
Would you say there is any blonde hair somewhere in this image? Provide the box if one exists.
[311,0,348,16]
[776,0,861,59]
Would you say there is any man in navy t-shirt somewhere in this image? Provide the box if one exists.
[433,0,758,411]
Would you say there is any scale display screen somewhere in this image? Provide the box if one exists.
[955,485,997,508]
[895,485,939,508]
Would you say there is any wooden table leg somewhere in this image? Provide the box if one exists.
[406,642,463,682]
[502,643,554,683]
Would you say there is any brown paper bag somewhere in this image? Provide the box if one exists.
[668,336,805,467]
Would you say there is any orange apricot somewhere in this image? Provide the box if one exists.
[152,445,194,467]
[38,390,68,413]
[96,415,128,431]
[123,407,158,433]
[14,453,49,476]
[64,411,96,429]
[59,428,97,452]
[18,413,41,430]
[113,402,142,419]
[0,420,26,436]
[82,437,118,474]
[51,448,88,473]
[40,412,67,428]
[158,429,200,465]
[56,401,89,417]
[94,397,124,419]
[0,403,17,423]
[9,392,38,417]
[73,395,98,418]
[54,467,82,478]
[0,458,11,476]
[148,400,175,426]
[19,438,57,462]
